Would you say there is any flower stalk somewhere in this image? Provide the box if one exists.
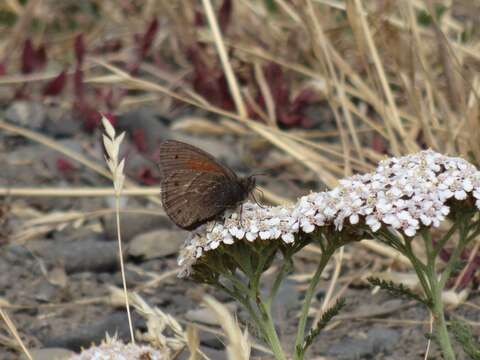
[101,115,135,344]
[294,246,333,360]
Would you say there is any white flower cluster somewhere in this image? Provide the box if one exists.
[69,338,166,359]
[178,150,480,274]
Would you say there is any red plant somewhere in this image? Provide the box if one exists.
[128,18,159,74]
[139,18,159,59]
[43,70,67,96]
[218,0,233,33]
[73,101,102,132]
[187,45,235,110]
[21,39,47,74]
[254,63,317,127]
[132,128,148,153]
[136,167,161,185]
[74,34,85,65]
[56,157,77,174]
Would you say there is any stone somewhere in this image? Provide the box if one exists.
[27,239,118,274]
[6,101,47,130]
[102,211,170,242]
[128,229,186,259]
[20,348,74,360]
[43,312,144,351]
[327,328,399,359]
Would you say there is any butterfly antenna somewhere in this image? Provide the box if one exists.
[251,172,269,178]
[252,189,266,209]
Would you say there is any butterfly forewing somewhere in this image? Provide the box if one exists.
[158,140,237,180]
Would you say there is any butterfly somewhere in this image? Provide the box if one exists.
[158,140,256,230]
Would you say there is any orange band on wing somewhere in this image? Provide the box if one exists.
[186,159,224,173]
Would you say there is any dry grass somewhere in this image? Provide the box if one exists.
[1,0,480,358]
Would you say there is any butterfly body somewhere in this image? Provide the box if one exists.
[159,140,255,230]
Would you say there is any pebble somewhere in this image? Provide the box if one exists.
[6,101,47,130]
[43,312,144,351]
[102,211,171,242]
[326,328,399,359]
[20,348,74,360]
[27,239,119,274]
[128,229,186,259]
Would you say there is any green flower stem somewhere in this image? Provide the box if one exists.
[266,261,290,308]
[439,240,467,290]
[422,230,456,360]
[428,273,456,360]
[233,244,288,360]
[250,263,287,360]
[440,216,477,289]
[216,280,281,359]
[432,223,457,258]
[257,299,287,360]
[294,247,333,360]
[382,229,432,298]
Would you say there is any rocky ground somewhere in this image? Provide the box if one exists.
[0,102,478,360]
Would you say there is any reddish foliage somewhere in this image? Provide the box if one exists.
[21,39,47,73]
[194,10,205,26]
[290,88,317,113]
[22,39,35,74]
[14,83,31,99]
[139,18,159,59]
[0,62,6,76]
[278,89,317,127]
[128,18,159,74]
[43,70,67,96]
[188,45,235,110]
[36,45,47,68]
[56,157,76,174]
[371,134,388,154]
[132,128,148,153]
[218,0,232,34]
[73,101,102,132]
[255,63,316,127]
[103,88,116,110]
[74,68,84,99]
[74,34,85,65]
[102,112,117,127]
[264,63,290,107]
[136,167,161,185]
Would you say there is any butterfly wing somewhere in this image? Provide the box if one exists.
[161,170,237,230]
[159,140,242,230]
[158,140,237,180]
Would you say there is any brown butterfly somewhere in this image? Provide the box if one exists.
[158,140,256,230]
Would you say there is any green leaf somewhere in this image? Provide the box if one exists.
[367,277,430,306]
[450,318,480,359]
[302,298,346,353]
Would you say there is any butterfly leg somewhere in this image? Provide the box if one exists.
[207,220,217,232]
[239,203,245,227]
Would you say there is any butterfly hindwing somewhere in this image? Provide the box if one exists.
[161,170,238,230]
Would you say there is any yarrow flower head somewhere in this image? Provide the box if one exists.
[68,337,167,359]
[178,150,480,275]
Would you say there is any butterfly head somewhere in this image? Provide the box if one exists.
[241,175,257,196]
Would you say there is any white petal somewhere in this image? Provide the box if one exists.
[282,233,295,243]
